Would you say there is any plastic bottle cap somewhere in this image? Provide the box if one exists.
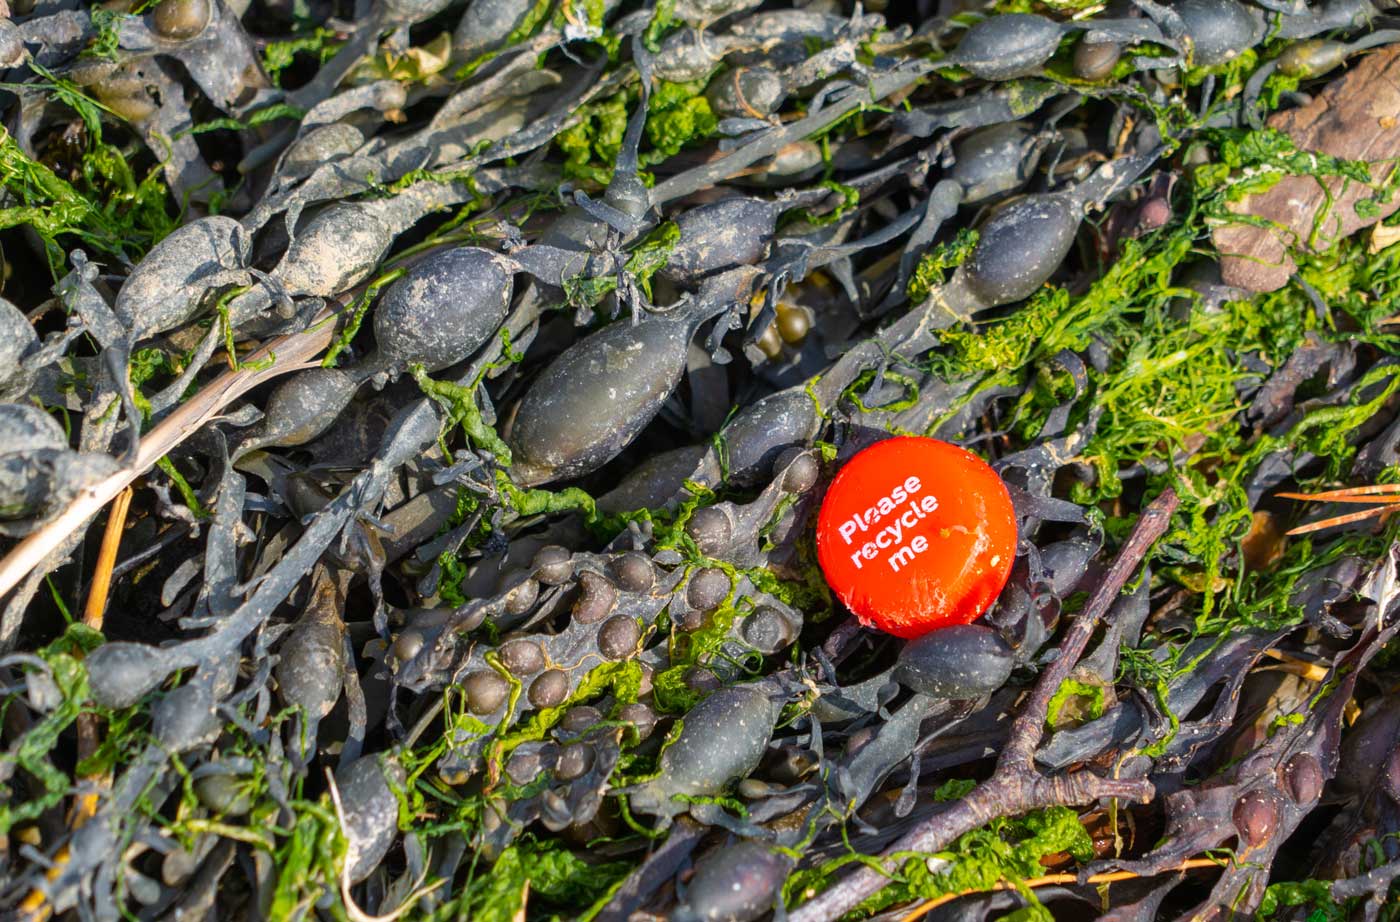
[815,436,1017,639]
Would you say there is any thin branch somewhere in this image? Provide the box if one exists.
[1285,505,1396,536]
[895,857,1224,921]
[998,488,1180,773]
[81,486,132,631]
[74,485,133,821]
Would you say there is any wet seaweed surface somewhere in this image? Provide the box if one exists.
[4,1,1400,920]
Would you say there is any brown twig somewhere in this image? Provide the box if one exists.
[0,312,336,602]
[73,485,132,820]
[80,486,132,632]
[1285,505,1397,536]
[894,857,1224,921]
[788,489,1179,922]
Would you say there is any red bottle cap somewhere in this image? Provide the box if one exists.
[815,436,1017,639]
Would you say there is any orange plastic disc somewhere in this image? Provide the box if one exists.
[815,436,1017,639]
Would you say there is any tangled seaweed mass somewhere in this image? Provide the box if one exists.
[8,0,1400,919]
